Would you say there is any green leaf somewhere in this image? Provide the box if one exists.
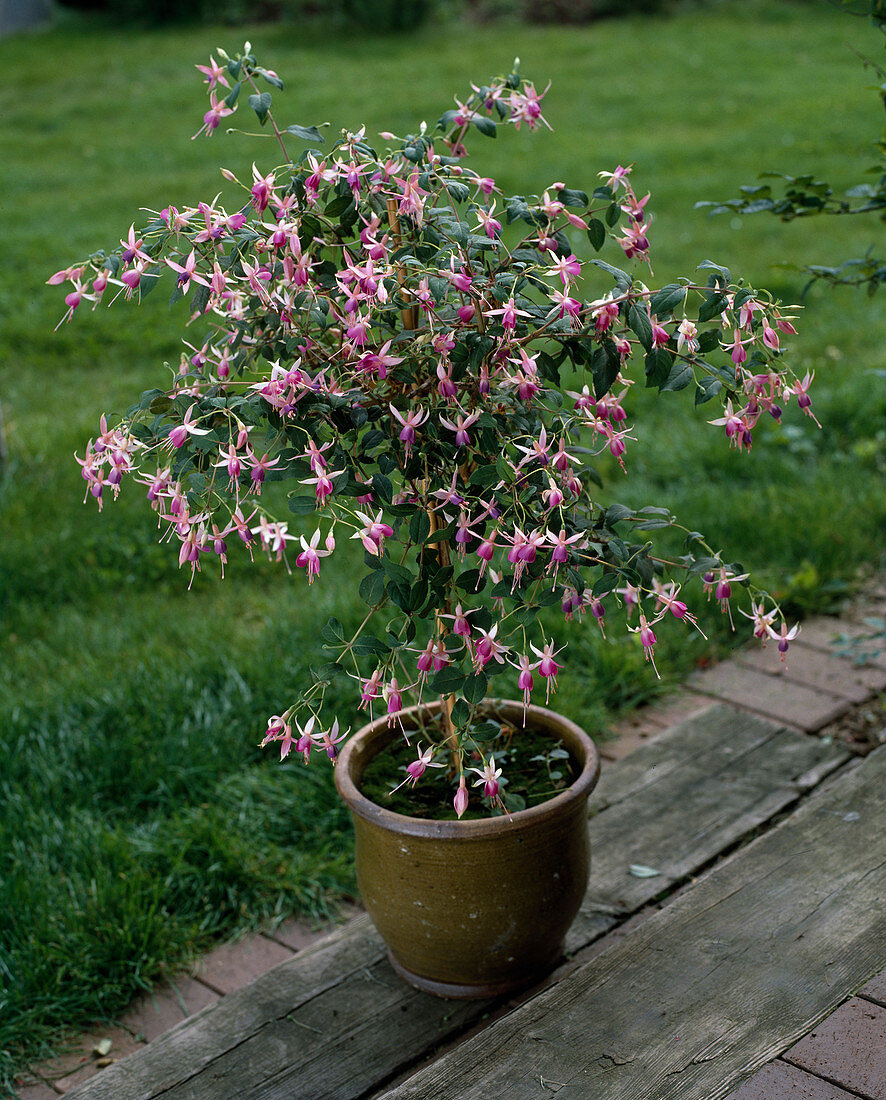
[644,347,673,389]
[286,123,325,144]
[605,202,621,227]
[409,510,431,544]
[628,303,653,351]
[694,376,722,405]
[451,698,472,729]
[257,66,284,90]
[586,217,606,252]
[288,495,317,515]
[430,666,465,694]
[661,360,694,392]
[473,115,497,138]
[371,472,393,503]
[223,81,242,109]
[559,188,589,207]
[698,291,728,323]
[593,572,620,597]
[352,634,390,656]
[320,617,345,645]
[633,516,672,530]
[649,283,686,317]
[358,569,385,605]
[604,503,635,525]
[248,92,272,125]
[591,341,620,399]
[463,671,488,704]
[696,259,731,285]
[469,464,500,488]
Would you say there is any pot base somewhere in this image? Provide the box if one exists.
[386,943,563,1000]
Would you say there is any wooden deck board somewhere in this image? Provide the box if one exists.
[66,706,849,1100]
[382,744,886,1100]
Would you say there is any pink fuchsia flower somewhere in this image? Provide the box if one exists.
[246,451,281,493]
[351,509,394,556]
[545,253,582,286]
[440,602,475,640]
[439,409,480,448]
[383,677,408,731]
[165,250,210,293]
[507,81,552,131]
[529,640,563,702]
[357,339,404,379]
[166,405,212,449]
[473,201,502,238]
[543,528,585,572]
[358,668,384,712]
[475,530,497,577]
[250,164,276,212]
[474,624,511,671]
[251,515,294,563]
[676,319,699,356]
[296,527,334,583]
[547,288,582,322]
[390,404,429,455]
[629,613,660,678]
[766,621,801,665]
[484,295,530,331]
[195,55,230,91]
[261,714,292,759]
[786,372,821,428]
[192,92,235,139]
[652,581,697,625]
[740,600,778,641]
[391,742,445,793]
[300,468,343,506]
[311,717,348,761]
[470,755,504,805]
[599,164,632,191]
[513,653,536,717]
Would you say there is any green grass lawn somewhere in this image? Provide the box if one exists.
[2,0,885,1091]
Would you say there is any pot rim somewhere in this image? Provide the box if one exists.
[335,697,600,839]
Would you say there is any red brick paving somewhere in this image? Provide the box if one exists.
[860,967,886,1006]
[30,1026,145,1095]
[687,659,852,731]
[192,932,295,995]
[737,639,886,703]
[726,1059,861,1100]
[119,975,219,1042]
[15,1083,61,1099]
[784,997,886,1100]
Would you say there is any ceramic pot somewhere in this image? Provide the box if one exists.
[334,699,600,998]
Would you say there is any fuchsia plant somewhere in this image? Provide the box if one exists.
[57,44,814,817]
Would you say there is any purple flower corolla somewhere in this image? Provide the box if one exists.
[470,756,504,805]
[296,528,333,583]
[439,409,479,448]
[166,405,212,449]
[390,742,444,793]
[766,621,800,665]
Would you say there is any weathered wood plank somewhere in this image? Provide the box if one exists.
[382,745,886,1100]
[67,707,846,1100]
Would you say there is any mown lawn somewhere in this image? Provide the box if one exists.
[2,0,885,1090]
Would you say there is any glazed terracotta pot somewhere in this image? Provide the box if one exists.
[334,699,600,998]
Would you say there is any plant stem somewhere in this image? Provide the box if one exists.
[385,197,419,331]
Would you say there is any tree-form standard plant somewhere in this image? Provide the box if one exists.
[55,44,814,818]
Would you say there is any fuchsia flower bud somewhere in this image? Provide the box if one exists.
[454,776,469,819]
